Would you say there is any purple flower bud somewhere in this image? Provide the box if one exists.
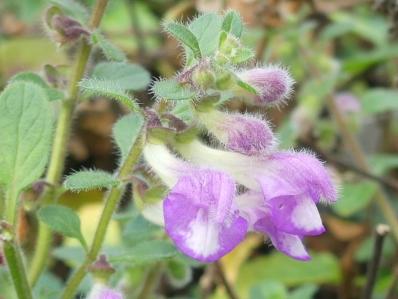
[334,92,361,114]
[51,15,89,45]
[199,110,276,156]
[237,65,294,106]
[87,283,123,299]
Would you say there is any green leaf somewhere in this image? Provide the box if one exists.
[369,154,398,175]
[332,182,378,217]
[250,281,288,299]
[361,88,398,114]
[122,211,159,243]
[237,80,258,95]
[112,113,144,163]
[92,62,150,91]
[152,78,195,101]
[165,22,202,59]
[222,11,243,38]
[79,78,138,110]
[91,31,127,62]
[288,284,318,299]
[189,13,223,57]
[236,252,340,297]
[64,170,119,192]
[0,82,53,192]
[110,240,177,265]
[38,205,87,249]
[232,48,254,64]
[10,72,64,101]
[50,0,88,23]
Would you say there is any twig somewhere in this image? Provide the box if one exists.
[386,266,398,299]
[136,263,162,299]
[214,261,239,299]
[361,224,390,299]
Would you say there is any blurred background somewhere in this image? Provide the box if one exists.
[1,0,398,298]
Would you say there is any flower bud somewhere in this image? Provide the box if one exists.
[192,67,216,89]
[86,283,123,299]
[219,33,240,56]
[237,65,294,106]
[50,14,89,45]
[198,110,276,156]
[88,255,115,283]
[334,92,361,114]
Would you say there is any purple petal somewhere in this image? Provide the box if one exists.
[259,151,337,203]
[254,217,310,261]
[164,169,248,262]
[87,284,123,299]
[268,195,325,236]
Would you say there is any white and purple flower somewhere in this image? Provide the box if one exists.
[177,140,337,260]
[143,143,248,262]
[237,65,294,106]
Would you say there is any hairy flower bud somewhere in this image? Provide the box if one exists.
[198,110,276,155]
[237,65,294,106]
[192,66,216,90]
[50,15,89,45]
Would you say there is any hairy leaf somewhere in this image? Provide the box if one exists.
[222,10,243,38]
[38,205,87,249]
[152,79,195,101]
[10,72,64,101]
[112,113,144,163]
[91,31,127,62]
[92,62,150,90]
[79,78,138,110]
[0,81,53,192]
[165,22,201,59]
[110,240,177,265]
[64,170,119,192]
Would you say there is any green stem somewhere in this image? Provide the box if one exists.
[136,263,162,299]
[60,136,145,299]
[2,189,33,299]
[3,241,33,299]
[28,0,110,286]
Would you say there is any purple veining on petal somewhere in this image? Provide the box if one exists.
[258,151,337,203]
[221,113,275,156]
[163,169,248,262]
[239,66,294,105]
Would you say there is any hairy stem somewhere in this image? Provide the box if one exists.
[3,241,33,299]
[60,136,144,299]
[28,0,109,286]
[326,96,398,242]
[3,189,33,299]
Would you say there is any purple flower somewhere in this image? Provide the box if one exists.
[334,92,361,114]
[87,283,123,299]
[198,110,276,156]
[177,141,338,260]
[144,143,248,262]
[164,169,248,262]
[237,65,294,106]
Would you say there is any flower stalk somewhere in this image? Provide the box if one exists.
[28,0,110,286]
[60,135,145,299]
